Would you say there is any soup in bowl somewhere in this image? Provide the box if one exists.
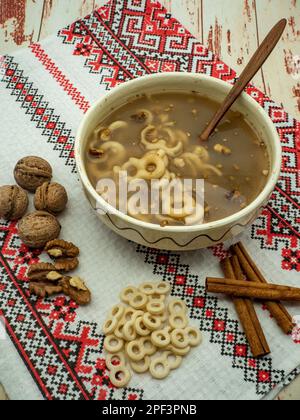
[75,73,281,250]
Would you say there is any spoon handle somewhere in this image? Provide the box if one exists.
[200,18,287,142]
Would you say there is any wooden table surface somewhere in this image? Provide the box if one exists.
[0,0,299,119]
[0,0,299,401]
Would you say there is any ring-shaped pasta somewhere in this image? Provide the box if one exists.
[120,152,167,182]
[184,326,203,347]
[95,121,128,142]
[130,355,150,373]
[135,316,151,337]
[114,320,126,339]
[185,202,205,226]
[169,312,189,330]
[166,344,191,356]
[146,300,165,315]
[168,299,188,314]
[139,282,157,295]
[104,335,124,353]
[143,312,162,331]
[139,337,157,356]
[122,320,137,341]
[148,294,165,304]
[109,365,131,388]
[151,328,171,348]
[106,352,126,370]
[129,291,148,310]
[131,109,154,125]
[103,317,118,335]
[154,282,171,295]
[170,329,190,349]
[109,303,125,320]
[126,340,145,362]
[120,286,138,304]
[91,141,126,168]
[149,356,170,380]
[164,351,183,370]
[141,126,183,158]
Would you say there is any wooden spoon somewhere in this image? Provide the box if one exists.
[199,18,287,142]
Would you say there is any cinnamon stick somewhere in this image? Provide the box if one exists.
[220,257,270,358]
[206,277,300,302]
[231,242,294,334]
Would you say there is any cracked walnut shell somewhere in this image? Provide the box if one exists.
[18,211,61,248]
[0,185,28,221]
[14,156,52,192]
[34,182,68,214]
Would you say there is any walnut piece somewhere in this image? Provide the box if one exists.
[18,211,61,248]
[28,262,57,281]
[69,276,88,291]
[0,185,28,221]
[34,182,68,214]
[60,276,91,305]
[214,144,232,155]
[47,271,63,281]
[54,257,79,273]
[45,239,79,258]
[14,156,52,192]
[29,281,63,298]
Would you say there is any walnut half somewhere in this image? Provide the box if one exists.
[60,277,91,306]
[45,239,79,273]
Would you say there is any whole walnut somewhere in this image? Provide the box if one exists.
[34,182,68,214]
[14,156,52,192]
[18,211,61,248]
[0,185,28,220]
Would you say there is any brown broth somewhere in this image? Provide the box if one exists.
[84,92,269,226]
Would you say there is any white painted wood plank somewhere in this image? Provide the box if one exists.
[39,0,106,39]
[201,0,264,90]
[161,0,203,41]
[255,0,300,118]
[0,0,44,54]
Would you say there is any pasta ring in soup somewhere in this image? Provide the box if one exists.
[141,126,183,158]
[119,150,167,181]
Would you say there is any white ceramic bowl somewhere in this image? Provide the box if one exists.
[75,73,281,251]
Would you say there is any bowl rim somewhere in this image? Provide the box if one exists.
[75,72,282,233]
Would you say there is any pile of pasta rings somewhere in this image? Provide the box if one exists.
[103,281,203,388]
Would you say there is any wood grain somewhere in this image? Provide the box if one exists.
[201,0,264,94]
[200,18,287,141]
[255,0,300,116]
[0,0,44,50]
[0,0,298,118]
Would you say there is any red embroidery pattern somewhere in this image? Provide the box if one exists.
[0,0,299,400]
[30,43,91,113]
